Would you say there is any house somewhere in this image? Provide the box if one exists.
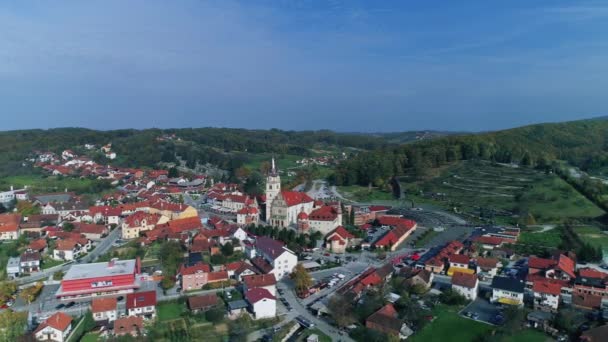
[451,272,479,300]
[252,237,298,279]
[74,223,108,241]
[242,274,277,296]
[113,316,144,337]
[365,303,412,339]
[34,312,72,342]
[491,276,525,306]
[20,251,41,273]
[89,206,122,225]
[572,293,602,311]
[574,268,608,298]
[324,226,354,254]
[580,324,608,342]
[528,257,557,276]
[447,254,472,276]
[225,261,258,281]
[122,212,163,239]
[0,213,21,240]
[372,219,417,251]
[545,254,576,281]
[53,239,85,261]
[27,239,48,253]
[7,256,20,279]
[236,206,260,227]
[307,205,342,235]
[532,280,561,312]
[188,294,219,313]
[179,263,228,291]
[245,288,276,319]
[126,291,157,319]
[91,297,118,322]
[475,257,500,279]
[399,266,434,291]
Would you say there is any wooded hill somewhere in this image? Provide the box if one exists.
[331,118,608,187]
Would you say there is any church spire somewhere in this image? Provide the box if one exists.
[270,156,277,176]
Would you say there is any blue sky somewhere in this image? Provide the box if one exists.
[1,0,607,132]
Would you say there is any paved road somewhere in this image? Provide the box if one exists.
[15,227,122,286]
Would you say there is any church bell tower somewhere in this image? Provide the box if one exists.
[265,158,281,223]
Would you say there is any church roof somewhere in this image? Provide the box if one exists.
[280,191,313,207]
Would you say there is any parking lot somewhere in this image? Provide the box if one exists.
[460,297,504,326]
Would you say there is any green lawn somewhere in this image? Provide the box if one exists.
[337,185,396,202]
[41,257,65,270]
[410,307,492,342]
[575,226,608,250]
[0,174,112,195]
[158,302,185,321]
[499,329,550,342]
[80,333,100,342]
[518,227,562,248]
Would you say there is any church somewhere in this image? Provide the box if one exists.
[265,158,341,235]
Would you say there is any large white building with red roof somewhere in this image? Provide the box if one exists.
[265,158,315,228]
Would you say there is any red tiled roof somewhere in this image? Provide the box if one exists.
[28,239,47,251]
[533,280,562,296]
[243,274,277,288]
[368,205,391,212]
[280,191,314,207]
[208,271,229,282]
[476,257,498,269]
[167,216,202,234]
[180,263,212,275]
[91,297,117,313]
[309,206,339,221]
[579,268,608,280]
[452,272,478,288]
[89,205,122,216]
[114,316,143,335]
[297,210,308,220]
[126,291,156,310]
[557,254,576,278]
[56,239,79,251]
[75,223,107,235]
[41,312,72,331]
[188,294,218,310]
[449,254,470,264]
[377,216,416,229]
[245,287,275,304]
[528,257,557,270]
[124,211,160,228]
[328,226,355,240]
[473,236,505,246]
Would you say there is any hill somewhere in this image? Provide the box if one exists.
[332,118,608,186]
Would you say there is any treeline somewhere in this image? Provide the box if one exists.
[331,118,608,186]
[0,127,392,177]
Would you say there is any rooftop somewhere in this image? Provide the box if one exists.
[63,259,137,281]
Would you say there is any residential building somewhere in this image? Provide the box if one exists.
[53,239,84,261]
[447,254,472,276]
[121,212,163,239]
[475,257,500,279]
[20,251,41,273]
[245,288,276,319]
[91,297,118,322]
[251,237,298,279]
[113,316,144,337]
[7,256,20,279]
[365,303,412,340]
[532,280,561,312]
[399,266,434,291]
[491,276,525,306]
[372,218,417,251]
[242,274,277,296]
[34,312,72,342]
[307,205,342,235]
[324,226,354,254]
[188,294,219,313]
[451,272,479,300]
[126,291,157,319]
[0,213,21,240]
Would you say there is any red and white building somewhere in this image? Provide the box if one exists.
[56,258,141,300]
[34,312,73,342]
[126,291,157,320]
[325,226,355,253]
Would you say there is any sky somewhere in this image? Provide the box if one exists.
[1,0,608,132]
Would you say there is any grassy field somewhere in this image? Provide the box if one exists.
[296,328,332,342]
[403,161,604,224]
[410,307,492,342]
[158,302,185,321]
[242,153,303,171]
[80,333,100,342]
[499,329,551,342]
[337,185,396,202]
[41,257,65,270]
[0,174,111,195]
[574,226,608,250]
[518,227,562,248]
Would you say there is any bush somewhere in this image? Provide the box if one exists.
[205,307,225,323]
[439,289,467,306]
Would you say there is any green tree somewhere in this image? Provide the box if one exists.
[205,307,225,323]
[63,222,75,232]
[221,242,234,257]
[327,294,356,328]
[290,264,313,294]
[0,309,27,341]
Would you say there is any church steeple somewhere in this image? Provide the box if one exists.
[265,157,281,224]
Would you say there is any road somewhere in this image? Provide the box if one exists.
[183,192,236,221]
[15,226,122,286]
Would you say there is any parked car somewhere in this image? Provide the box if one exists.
[56,303,65,310]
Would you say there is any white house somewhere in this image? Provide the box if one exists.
[253,237,298,279]
[491,276,525,306]
[242,274,277,296]
[53,239,86,261]
[126,291,157,320]
[92,298,118,322]
[451,272,479,300]
[533,280,561,312]
[245,288,276,319]
[6,256,20,279]
[34,312,72,342]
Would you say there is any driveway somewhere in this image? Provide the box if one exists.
[460,297,502,326]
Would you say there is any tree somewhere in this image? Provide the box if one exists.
[160,276,175,290]
[205,307,225,323]
[62,222,75,232]
[210,254,226,265]
[0,310,27,341]
[327,294,356,328]
[168,167,179,178]
[53,271,64,281]
[20,282,44,304]
[0,282,17,305]
[290,264,313,294]
[221,242,234,257]
[438,289,467,306]
[159,241,184,277]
